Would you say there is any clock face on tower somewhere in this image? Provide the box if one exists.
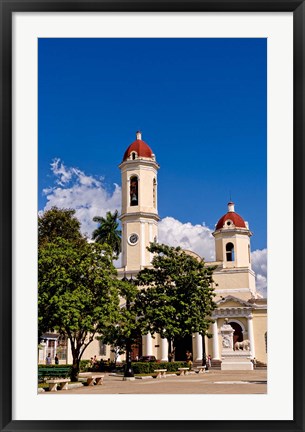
[128,233,139,245]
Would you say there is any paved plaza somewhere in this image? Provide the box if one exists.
[42,370,267,395]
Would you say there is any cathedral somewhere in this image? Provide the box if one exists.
[115,131,267,366]
[40,132,267,367]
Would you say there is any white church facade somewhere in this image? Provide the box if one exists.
[39,132,267,367]
[113,131,267,366]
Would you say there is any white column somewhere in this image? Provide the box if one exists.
[67,340,73,364]
[212,320,220,359]
[194,333,203,361]
[142,333,153,356]
[149,223,153,263]
[141,222,145,267]
[161,338,168,361]
[121,223,127,267]
[39,342,46,364]
[247,314,255,358]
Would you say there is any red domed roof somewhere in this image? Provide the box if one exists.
[215,202,247,230]
[123,132,153,161]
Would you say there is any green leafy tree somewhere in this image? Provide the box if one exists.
[101,278,141,372]
[38,207,82,248]
[92,210,122,259]
[38,238,120,381]
[134,243,217,358]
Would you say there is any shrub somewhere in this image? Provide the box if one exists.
[79,360,91,372]
[131,362,151,374]
[38,364,72,369]
[165,361,188,372]
[131,361,188,374]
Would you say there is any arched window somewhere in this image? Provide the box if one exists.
[265,331,267,353]
[226,242,235,261]
[131,152,137,160]
[153,178,156,207]
[130,176,138,206]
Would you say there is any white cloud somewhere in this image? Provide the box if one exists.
[42,159,121,238]
[42,160,267,296]
[158,216,215,261]
[251,248,267,297]
[50,158,73,185]
[159,218,267,297]
[114,253,122,269]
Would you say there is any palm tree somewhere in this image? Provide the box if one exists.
[92,210,122,259]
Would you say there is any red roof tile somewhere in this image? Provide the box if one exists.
[123,139,153,161]
[216,212,246,230]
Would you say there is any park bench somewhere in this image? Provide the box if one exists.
[78,372,104,386]
[46,378,70,392]
[196,366,206,373]
[177,367,189,376]
[154,369,167,379]
[38,367,71,382]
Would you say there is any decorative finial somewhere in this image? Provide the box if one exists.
[228,201,235,212]
[136,130,142,140]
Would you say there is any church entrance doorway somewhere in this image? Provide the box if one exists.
[131,338,142,361]
[173,335,192,362]
[228,321,243,346]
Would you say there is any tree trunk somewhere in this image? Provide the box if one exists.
[71,355,80,382]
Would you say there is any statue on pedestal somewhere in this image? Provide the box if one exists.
[220,318,253,371]
[220,318,234,352]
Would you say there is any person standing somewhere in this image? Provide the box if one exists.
[46,353,52,365]
[186,350,193,368]
[54,354,59,365]
[168,347,176,362]
[91,355,98,370]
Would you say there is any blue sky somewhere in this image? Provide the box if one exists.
[38,38,267,293]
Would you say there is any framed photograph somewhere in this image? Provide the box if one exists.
[1,1,304,431]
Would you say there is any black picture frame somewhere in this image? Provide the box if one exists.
[1,1,304,431]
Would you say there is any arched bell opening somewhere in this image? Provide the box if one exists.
[130,176,138,206]
[226,242,235,261]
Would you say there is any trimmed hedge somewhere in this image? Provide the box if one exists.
[131,361,188,374]
[38,364,72,368]
[38,362,90,372]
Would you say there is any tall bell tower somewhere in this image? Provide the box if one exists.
[119,131,160,271]
[213,201,252,269]
[212,201,257,298]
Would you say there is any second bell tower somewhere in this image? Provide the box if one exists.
[119,131,160,271]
